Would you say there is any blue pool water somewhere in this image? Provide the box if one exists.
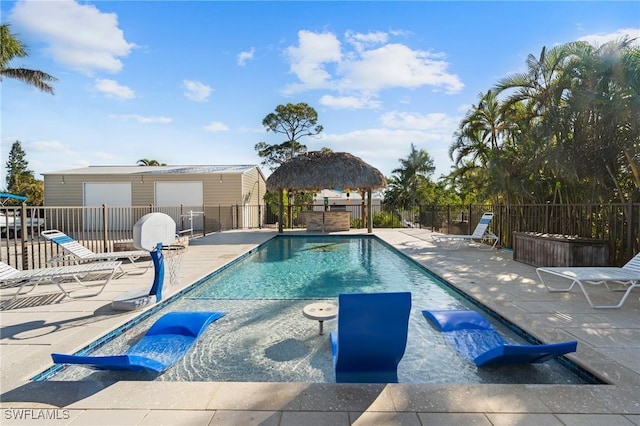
[44,236,592,384]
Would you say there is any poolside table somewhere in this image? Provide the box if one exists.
[303,302,337,335]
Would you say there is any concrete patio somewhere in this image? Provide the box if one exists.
[1,228,639,425]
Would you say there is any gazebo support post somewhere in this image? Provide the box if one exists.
[367,188,373,233]
[278,189,284,233]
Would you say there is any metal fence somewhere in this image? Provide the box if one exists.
[1,202,638,270]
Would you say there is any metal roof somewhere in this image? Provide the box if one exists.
[43,165,259,175]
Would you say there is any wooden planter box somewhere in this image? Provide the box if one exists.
[513,232,609,267]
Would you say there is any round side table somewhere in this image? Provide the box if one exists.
[302,302,337,335]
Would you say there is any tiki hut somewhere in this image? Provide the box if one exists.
[266,151,387,233]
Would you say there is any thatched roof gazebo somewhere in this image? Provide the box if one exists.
[266,151,387,233]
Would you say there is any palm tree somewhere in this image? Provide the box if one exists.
[387,144,435,209]
[137,159,166,166]
[0,24,57,94]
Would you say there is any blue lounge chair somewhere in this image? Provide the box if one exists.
[52,311,224,374]
[330,292,411,383]
[422,309,577,367]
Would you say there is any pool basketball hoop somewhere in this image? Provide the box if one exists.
[112,213,182,311]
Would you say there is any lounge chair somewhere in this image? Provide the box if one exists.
[52,311,224,373]
[0,260,123,301]
[536,252,640,309]
[422,309,577,367]
[330,292,411,383]
[431,212,498,250]
[42,229,151,272]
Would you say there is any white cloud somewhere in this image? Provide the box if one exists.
[339,43,464,94]
[9,0,136,75]
[379,111,456,130]
[283,29,464,102]
[320,127,454,177]
[237,47,255,66]
[28,140,74,155]
[578,27,640,46]
[203,121,230,132]
[319,95,381,110]
[110,114,172,124]
[95,79,135,99]
[184,80,212,102]
[345,30,388,52]
[284,30,342,91]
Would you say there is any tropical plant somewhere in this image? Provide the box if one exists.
[449,38,640,205]
[137,159,166,166]
[0,23,57,94]
[384,143,435,209]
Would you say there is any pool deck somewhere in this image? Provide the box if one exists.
[1,228,640,425]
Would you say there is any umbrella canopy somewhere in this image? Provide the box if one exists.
[266,151,387,192]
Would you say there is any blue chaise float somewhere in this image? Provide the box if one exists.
[52,311,224,374]
[331,292,411,383]
[422,309,577,367]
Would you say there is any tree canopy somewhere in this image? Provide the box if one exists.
[4,140,43,205]
[255,103,324,171]
[137,159,167,166]
[0,23,57,94]
[448,38,640,204]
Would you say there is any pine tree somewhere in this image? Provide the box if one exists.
[5,140,33,191]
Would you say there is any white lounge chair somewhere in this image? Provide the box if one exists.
[42,229,151,272]
[0,260,123,301]
[431,212,499,250]
[536,252,640,309]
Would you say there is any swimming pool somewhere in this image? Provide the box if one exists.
[42,235,593,384]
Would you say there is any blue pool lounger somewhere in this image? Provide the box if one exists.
[422,309,577,367]
[51,311,224,374]
[331,292,411,383]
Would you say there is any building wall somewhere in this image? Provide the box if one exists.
[44,169,266,207]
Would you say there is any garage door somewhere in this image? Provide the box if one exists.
[83,183,132,231]
[154,182,204,232]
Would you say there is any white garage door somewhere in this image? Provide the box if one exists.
[83,183,132,231]
[154,182,204,232]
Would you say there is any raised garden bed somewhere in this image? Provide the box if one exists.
[513,231,609,267]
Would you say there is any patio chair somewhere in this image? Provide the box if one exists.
[431,212,499,250]
[52,311,225,373]
[422,309,577,366]
[42,229,151,272]
[330,292,411,383]
[0,260,123,301]
[536,252,640,309]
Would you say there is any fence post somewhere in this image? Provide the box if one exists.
[627,200,634,259]
[20,202,28,269]
[102,204,109,253]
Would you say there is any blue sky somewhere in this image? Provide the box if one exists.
[1,0,638,187]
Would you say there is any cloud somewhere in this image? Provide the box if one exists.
[184,80,212,102]
[95,79,135,99]
[28,140,74,156]
[283,30,464,101]
[237,47,255,66]
[203,121,230,132]
[284,30,342,91]
[319,95,381,110]
[578,27,640,46]
[345,30,388,52]
[9,0,136,75]
[319,127,455,177]
[110,114,172,124]
[379,111,456,130]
